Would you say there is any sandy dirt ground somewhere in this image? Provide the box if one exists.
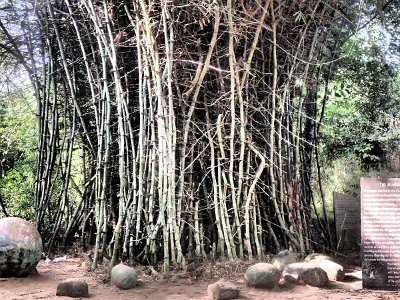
[1,254,400,300]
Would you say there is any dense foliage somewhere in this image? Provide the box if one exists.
[0,82,37,219]
[311,2,400,246]
[322,30,400,165]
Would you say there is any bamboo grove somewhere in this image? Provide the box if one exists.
[0,0,347,271]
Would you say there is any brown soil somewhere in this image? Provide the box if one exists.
[1,253,400,300]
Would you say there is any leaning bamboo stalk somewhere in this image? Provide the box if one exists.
[161,1,185,267]
[226,0,239,261]
[244,144,266,260]
[147,89,159,263]
[234,63,245,259]
[124,4,147,255]
[205,103,225,257]
[142,48,158,262]
[254,196,263,258]
[268,3,282,250]
[194,200,201,258]
[216,114,235,259]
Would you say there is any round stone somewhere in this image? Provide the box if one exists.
[244,263,280,289]
[0,217,43,277]
[111,264,138,289]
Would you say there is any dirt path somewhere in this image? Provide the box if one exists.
[1,257,400,299]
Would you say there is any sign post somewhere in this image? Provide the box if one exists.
[361,178,400,290]
[334,192,360,250]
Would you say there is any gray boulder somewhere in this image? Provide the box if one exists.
[272,250,297,272]
[56,278,89,298]
[308,259,345,281]
[244,263,280,289]
[283,262,329,287]
[0,217,43,277]
[300,268,329,287]
[111,264,138,289]
[207,279,239,300]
